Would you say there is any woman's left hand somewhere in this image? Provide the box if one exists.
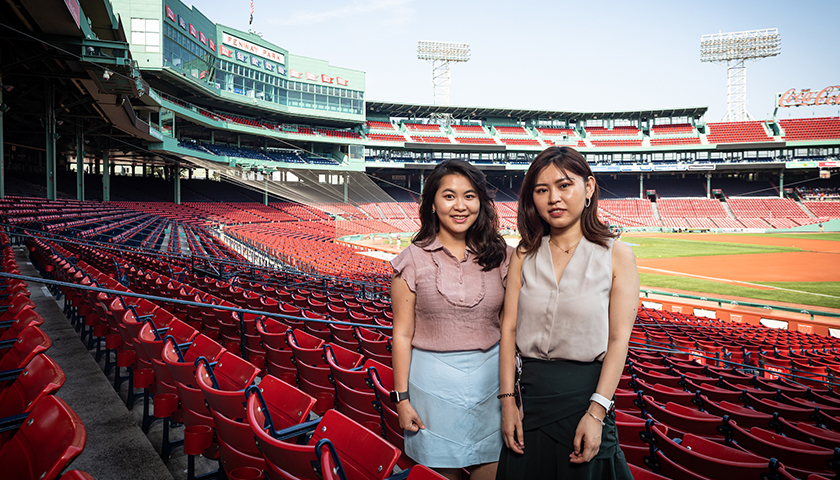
[569,410,603,463]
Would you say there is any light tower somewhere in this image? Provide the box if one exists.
[417,41,470,106]
[700,28,781,122]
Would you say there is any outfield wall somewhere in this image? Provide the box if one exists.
[640,293,840,338]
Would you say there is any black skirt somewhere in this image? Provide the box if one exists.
[496,358,633,480]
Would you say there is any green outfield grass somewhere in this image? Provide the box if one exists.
[639,273,840,310]
[717,233,840,242]
[626,237,800,259]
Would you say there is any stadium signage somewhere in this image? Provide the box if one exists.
[222,33,285,65]
[166,5,176,22]
[777,86,840,107]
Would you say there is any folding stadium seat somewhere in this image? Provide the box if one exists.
[627,464,672,480]
[247,407,399,480]
[0,354,65,446]
[366,361,413,470]
[0,324,51,372]
[302,310,331,340]
[256,317,297,385]
[58,470,95,480]
[329,321,359,352]
[325,345,385,431]
[162,333,226,474]
[646,422,797,480]
[289,331,362,415]
[356,328,392,366]
[641,395,726,440]
[0,395,86,480]
[0,308,44,342]
[722,417,839,478]
[195,351,261,476]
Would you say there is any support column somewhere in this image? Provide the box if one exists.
[343,173,349,203]
[779,171,784,198]
[0,72,4,200]
[173,163,181,204]
[419,171,424,193]
[210,131,214,143]
[76,126,84,201]
[639,174,644,199]
[102,144,110,202]
[263,177,268,206]
[706,173,711,199]
[45,82,57,200]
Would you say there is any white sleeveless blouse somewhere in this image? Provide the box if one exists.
[516,236,613,362]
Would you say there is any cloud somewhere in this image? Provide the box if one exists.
[268,0,414,27]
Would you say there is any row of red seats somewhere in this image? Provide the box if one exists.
[0,234,90,480]
[31,235,443,480]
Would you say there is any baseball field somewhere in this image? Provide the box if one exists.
[626,232,840,310]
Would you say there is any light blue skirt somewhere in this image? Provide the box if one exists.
[405,344,502,468]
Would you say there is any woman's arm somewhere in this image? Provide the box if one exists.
[391,274,425,432]
[571,240,639,463]
[499,250,525,454]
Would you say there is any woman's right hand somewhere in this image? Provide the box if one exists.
[396,401,425,432]
[501,400,524,454]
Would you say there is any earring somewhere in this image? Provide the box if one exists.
[585,197,591,208]
[432,206,436,214]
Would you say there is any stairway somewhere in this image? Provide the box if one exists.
[797,200,817,218]
[651,201,663,224]
[721,201,738,220]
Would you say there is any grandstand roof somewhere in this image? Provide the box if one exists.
[366,101,708,122]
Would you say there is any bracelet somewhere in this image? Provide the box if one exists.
[586,410,605,427]
[497,392,517,400]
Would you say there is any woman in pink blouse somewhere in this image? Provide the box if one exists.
[391,159,512,480]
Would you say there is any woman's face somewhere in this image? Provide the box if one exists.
[532,163,594,232]
[433,173,480,239]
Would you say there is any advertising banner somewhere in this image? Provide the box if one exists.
[778,86,840,107]
[189,23,198,38]
[306,72,317,81]
[165,5,176,22]
[321,74,333,83]
[290,69,302,78]
[219,45,232,57]
[336,77,348,86]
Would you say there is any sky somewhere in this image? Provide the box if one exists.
[189,0,840,122]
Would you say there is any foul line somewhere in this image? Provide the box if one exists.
[638,266,840,300]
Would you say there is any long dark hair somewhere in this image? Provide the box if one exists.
[518,146,613,255]
[414,159,507,271]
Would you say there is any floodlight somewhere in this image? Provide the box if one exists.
[417,41,470,105]
[700,28,781,121]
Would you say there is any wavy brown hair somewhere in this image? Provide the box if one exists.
[517,146,613,255]
[414,159,507,271]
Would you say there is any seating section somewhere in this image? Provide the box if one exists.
[365,120,396,131]
[727,198,812,227]
[403,123,443,133]
[804,201,840,219]
[367,133,405,143]
[706,121,773,144]
[8,190,840,479]
[450,124,487,134]
[409,136,452,144]
[0,232,88,479]
[493,126,529,136]
[591,139,643,147]
[586,126,641,136]
[779,117,840,142]
[650,123,695,135]
[599,199,660,227]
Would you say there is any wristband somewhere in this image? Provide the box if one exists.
[589,392,615,414]
[497,392,516,400]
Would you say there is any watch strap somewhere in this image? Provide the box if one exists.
[390,390,409,403]
[589,392,614,413]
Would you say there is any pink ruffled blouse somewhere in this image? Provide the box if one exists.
[390,237,513,352]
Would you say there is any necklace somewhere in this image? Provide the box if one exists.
[549,236,582,254]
